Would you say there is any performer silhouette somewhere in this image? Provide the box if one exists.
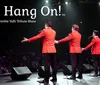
[21,22,57,85]
[55,24,83,80]
[82,30,100,77]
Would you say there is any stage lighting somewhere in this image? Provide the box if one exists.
[98,2,100,6]
[46,0,48,3]
[65,1,68,5]
[80,22,82,23]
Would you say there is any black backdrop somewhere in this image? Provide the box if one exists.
[0,0,100,54]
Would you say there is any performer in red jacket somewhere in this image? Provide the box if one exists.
[21,22,57,85]
[82,30,100,76]
[55,24,82,80]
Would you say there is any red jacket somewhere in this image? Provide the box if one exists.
[28,27,56,53]
[58,30,82,53]
[84,36,100,55]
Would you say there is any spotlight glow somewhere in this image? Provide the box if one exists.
[65,1,68,5]
[80,22,82,23]
[46,0,48,3]
[98,2,100,6]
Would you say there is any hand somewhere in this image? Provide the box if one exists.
[21,37,28,43]
[55,40,58,44]
[82,48,85,51]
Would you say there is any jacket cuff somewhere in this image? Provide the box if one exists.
[28,39,31,42]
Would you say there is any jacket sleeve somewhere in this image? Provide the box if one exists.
[58,33,73,44]
[28,30,44,42]
[84,39,95,50]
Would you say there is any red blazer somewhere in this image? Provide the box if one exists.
[28,27,56,53]
[58,30,82,53]
[84,37,100,55]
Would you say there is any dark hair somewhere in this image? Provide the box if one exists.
[93,30,99,36]
[72,24,79,31]
[45,22,52,27]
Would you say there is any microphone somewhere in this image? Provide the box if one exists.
[39,30,41,33]
[88,35,93,39]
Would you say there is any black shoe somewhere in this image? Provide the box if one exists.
[37,80,45,83]
[76,76,83,79]
[44,82,49,85]
[38,77,41,79]
[50,79,57,82]
[37,79,49,84]
[67,76,76,80]
[53,82,57,85]
[98,73,100,76]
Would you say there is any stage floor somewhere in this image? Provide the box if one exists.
[0,72,100,85]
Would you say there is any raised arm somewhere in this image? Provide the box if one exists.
[28,30,44,42]
[21,30,44,43]
[58,33,73,44]
[83,39,95,51]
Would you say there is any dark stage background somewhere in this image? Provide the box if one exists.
[0,0,100,72]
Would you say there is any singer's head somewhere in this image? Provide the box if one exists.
[72,24,79,32]
[45,21,52,29]
[93,30,99,37]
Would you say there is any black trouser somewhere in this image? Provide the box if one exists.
[42,53,57,82]
[70,53,83,79]
[92,55,100,75]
